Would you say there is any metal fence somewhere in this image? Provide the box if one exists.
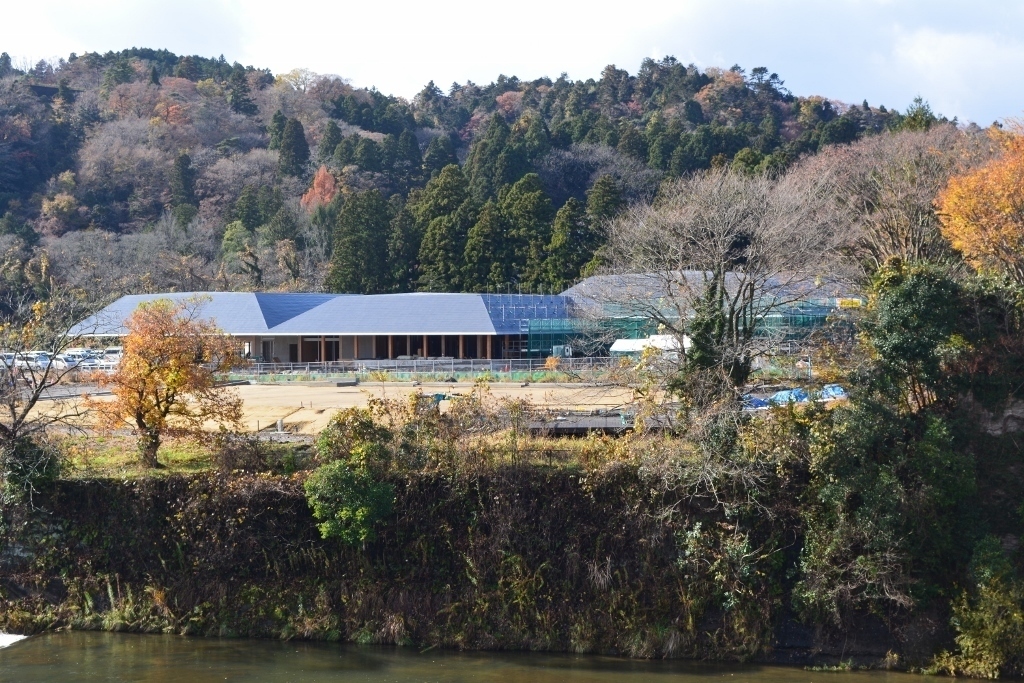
[232,356,618,379]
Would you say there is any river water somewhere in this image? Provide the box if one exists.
[0,632,918,682]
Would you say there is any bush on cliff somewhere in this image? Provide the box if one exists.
[304,458,395,545]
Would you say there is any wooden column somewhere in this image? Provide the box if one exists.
[458,335,464,359]
[407,335,411,357]
[298,338,303,362]
[486,336,492,359]
[422,335,428,358]
[388,335,394,359]
[320,336,325,363]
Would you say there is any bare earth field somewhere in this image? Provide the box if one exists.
[236,382,635,434]
[35,381,635,438]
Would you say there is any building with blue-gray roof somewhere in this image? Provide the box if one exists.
[73,272,861,362]
[74,291,576,362]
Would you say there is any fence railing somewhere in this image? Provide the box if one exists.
[232,356,618,379]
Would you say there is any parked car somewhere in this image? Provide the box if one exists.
[76,357,101,371]
[51,354,81,370]
[0,352,14,368]
[14,352,51,370]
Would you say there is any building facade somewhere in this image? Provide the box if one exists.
[74,292,575,361]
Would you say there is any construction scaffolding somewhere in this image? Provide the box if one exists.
[526,317,658,358]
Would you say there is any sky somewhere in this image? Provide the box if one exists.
[2,0,1022,125]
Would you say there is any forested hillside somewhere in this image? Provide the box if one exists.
[0,48,950,304]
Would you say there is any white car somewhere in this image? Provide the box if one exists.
[76,357,101,371]
[14,353,49,370]
[52,354,81,370]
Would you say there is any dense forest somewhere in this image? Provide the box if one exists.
[0,47,954,304]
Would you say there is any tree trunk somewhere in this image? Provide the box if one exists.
[139,430,161,467]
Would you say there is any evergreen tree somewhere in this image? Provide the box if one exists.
[102,58,135,91]
[422,136,457,177]
[326,190,392,293]
[227,71,258,115]
[498,173,554,288]
[256,185,284,223]
[278,118,310,176]
[332,136,356,167]
[0,211,38,246]
[353,137,381,172]
[415,164,475,291]
[172,55,200,80]
[494,140,529,190]
[757,113,780,153]
[267,110,287,150]
[56,78,76,103]
[256,207,297,246]
[169,152,198,224]
[465,114,511,201]
[616,123,647,160]
[411,164,471,227]
[379,134,398,174]
[418,201,475,292]
[387,196,421,292]
[397,130,422,168]
[318,120,342,164]
[0,53,11,79]
[523,114,551,160]
[898,96,939,132]
[683,100,704,124]
[463,200,513,291]
[233,186,262,231]
[543,198,595,291]
[149,66,161,86]
[585,174,622,221]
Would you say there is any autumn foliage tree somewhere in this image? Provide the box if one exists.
[300,165,338,212]
[89,298,243,467]
[938,128,1024,284]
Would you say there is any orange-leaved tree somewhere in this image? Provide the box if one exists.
[937,127,1024,283]
[89,298,243,467]
[300,165,337,212]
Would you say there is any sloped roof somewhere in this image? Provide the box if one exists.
[73,292,575,337]
[270,293,496,335]
[561,271,861,310]
[72,292,278,336]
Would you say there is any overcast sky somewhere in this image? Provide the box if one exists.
[2,0,1022,124]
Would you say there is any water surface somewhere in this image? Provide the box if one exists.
[0,632,918,682]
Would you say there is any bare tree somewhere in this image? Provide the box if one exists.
[800,124,997,273]
[0,286,96,451]
[592,166,845,395]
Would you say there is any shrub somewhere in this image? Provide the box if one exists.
[315,407,392,469]
[212,433,304,475]
[303,459,394,545]
[933,537,1024,679]
[1,437,65,505]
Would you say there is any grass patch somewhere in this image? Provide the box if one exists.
[62,435,216,479]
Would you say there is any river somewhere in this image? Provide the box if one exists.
[0,632,920,682]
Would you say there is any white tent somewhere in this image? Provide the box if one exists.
[610,334,690,356]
